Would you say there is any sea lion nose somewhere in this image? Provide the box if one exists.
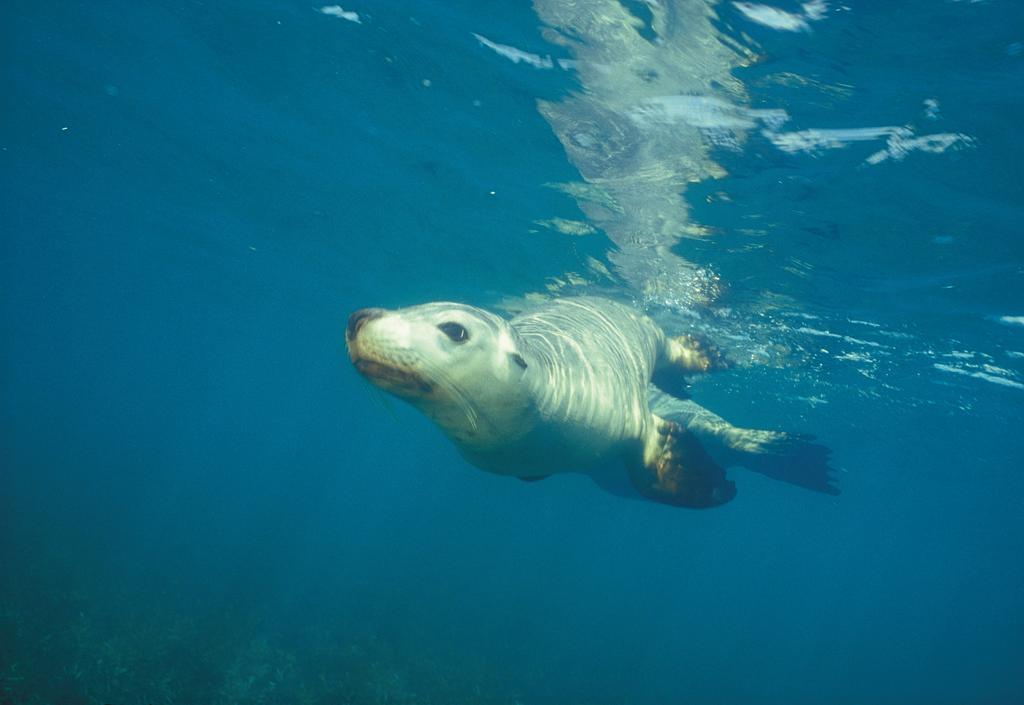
[347,308,385,339]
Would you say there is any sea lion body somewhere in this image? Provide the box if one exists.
[346,296,835,508]
[479,299,665,475]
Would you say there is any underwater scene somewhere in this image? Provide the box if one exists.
[2,1,1023,703]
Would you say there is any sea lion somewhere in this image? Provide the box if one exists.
[345,296,835,508]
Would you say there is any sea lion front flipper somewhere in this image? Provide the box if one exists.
[630,415,736,508]
[518,475,550,482]
[666,335,729,373]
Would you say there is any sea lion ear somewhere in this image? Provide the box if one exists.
[496,329,528,370]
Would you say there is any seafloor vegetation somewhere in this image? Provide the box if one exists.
[0,546,516,705]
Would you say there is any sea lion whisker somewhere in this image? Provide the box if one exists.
[418,358,482,432]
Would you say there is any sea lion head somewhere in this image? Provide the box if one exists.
[345,302,534,447]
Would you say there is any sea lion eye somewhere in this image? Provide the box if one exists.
[438,321,469,343]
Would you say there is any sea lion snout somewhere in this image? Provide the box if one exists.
[346,308,385,341]
[345,306,454,401]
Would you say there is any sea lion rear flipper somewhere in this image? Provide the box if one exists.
[518,475,550,482]
[648,389,840,495]
[629,415,736,509]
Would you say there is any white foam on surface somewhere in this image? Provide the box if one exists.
[764,124,973,165]
[629,95,789,131]
[934,363,1024,390]
[796,326,887,348]
[318,5,360,23]
[733,2,810,31]
[765,126,910,153]
[865,131,973,164]
[472,34,553,69]
[733,0,828,32]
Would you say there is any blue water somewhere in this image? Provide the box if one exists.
[2,1,1023,703]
